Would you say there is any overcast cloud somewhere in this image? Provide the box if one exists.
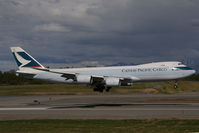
[0,0,199,70]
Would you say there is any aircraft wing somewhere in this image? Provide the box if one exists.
[34,68,124,78]
[33,68,134,85]
[35,67,103,80]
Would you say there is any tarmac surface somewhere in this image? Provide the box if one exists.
[1,93,199,120]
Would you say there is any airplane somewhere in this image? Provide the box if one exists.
[10,47,196,92]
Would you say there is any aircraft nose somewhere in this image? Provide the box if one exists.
[192,70,196,74]
[184,69,196,77]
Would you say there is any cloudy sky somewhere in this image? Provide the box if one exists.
[0,0,199,71]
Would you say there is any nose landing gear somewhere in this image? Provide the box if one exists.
[174,80,178,89]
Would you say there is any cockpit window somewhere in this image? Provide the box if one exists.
[178,63,182,65]
[175,67,193,70]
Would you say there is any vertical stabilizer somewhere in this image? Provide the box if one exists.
[10,47,45,69]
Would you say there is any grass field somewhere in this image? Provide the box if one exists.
[0,81,199,95]
[0,119,199,133]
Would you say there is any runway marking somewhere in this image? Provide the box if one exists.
[0,108,48,110]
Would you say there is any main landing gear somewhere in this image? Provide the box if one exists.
[106,87,111,92]
[93,85,105,92]
[93,85,112,92]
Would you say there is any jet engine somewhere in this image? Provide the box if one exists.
[76,75,91,84]
[105,77,121,86]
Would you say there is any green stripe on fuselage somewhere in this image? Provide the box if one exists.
[175,67,193,70]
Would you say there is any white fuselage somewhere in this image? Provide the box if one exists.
[18,61,196,84]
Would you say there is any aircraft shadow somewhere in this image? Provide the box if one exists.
[50,103,189,109]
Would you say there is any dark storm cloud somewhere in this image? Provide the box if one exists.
[0,0,199,70]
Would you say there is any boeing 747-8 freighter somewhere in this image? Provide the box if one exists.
[10,47,196,92]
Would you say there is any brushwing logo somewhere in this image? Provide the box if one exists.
[14,52,31,67]
[12,51,41,68]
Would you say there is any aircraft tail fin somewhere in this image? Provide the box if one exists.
[10,47,45,69]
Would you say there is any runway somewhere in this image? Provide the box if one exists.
[0,93,199,120]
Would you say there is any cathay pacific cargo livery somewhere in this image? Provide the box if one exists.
[11,47,196,92]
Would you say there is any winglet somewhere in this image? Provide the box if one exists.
[10,47,45,69]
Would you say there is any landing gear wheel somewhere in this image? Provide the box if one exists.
[174,80,178,89]
[93,85,105,92]
[174,85,178,89]
[106,87,112,92]
[93,88,98,92]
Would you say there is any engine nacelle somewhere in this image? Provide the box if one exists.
[105,77,121,86]
[76,75,91,84]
